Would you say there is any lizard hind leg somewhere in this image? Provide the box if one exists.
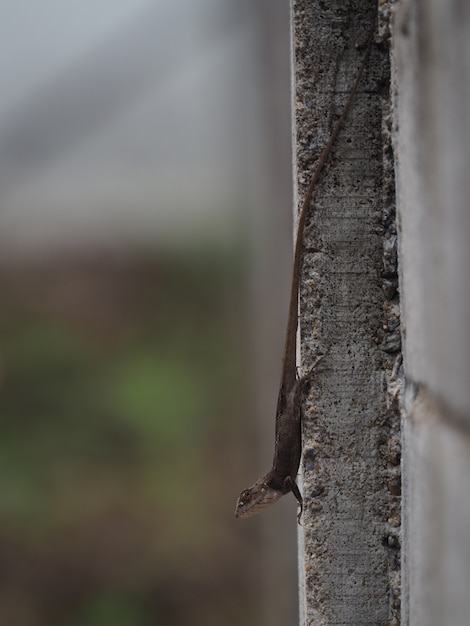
[293,349,330,414]
[303,348,329,380]
[289,350,329,524]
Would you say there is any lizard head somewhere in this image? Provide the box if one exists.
[235,477,284,519]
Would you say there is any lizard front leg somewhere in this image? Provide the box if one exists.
[284,476,303,523]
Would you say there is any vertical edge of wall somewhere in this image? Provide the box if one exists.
[291,1,401,624]
[393,1,470,624]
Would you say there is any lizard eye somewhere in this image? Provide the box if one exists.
[241,490,251,501]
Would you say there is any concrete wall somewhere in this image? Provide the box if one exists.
[393,0,470,624]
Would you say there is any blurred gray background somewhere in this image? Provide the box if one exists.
[0,0,289,257]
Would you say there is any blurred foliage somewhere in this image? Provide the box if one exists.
[0,248,259,626]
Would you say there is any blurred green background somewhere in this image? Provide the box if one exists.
[0,248,262,626]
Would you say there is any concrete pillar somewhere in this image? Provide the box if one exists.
[291,1,400,623]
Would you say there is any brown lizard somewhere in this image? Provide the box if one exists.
[235,20,374,520]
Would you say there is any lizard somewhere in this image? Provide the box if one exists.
[234,18,375,520]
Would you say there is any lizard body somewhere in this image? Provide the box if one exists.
[235,21,374,520]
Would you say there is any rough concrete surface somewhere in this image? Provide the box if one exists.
[291,1,400,624]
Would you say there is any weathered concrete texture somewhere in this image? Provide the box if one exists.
[291,1,400,624]
[393,0,470,624]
